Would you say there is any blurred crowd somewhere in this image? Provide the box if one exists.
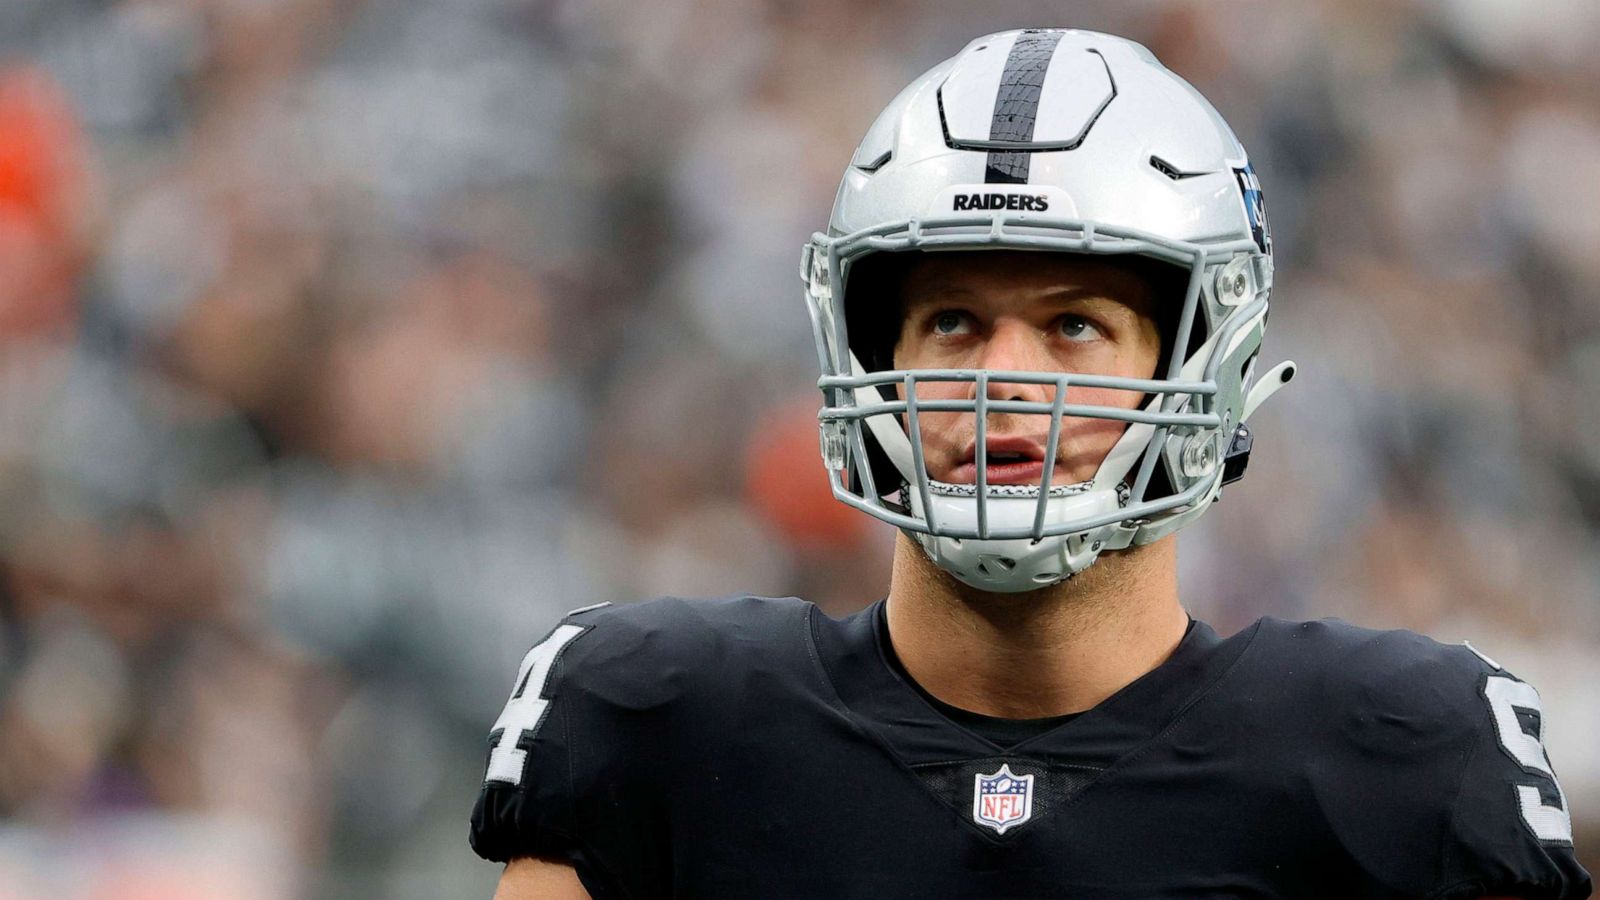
[0,0,1597,895]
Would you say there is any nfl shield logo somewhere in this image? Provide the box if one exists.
[973,764,1035,835]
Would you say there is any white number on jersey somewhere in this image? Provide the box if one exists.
[1483,674,1573,843]
[485,624,587,786]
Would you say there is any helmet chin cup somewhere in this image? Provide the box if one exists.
[905,482,1129,592]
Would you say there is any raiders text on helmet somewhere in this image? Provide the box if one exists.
[951,193,1051,212]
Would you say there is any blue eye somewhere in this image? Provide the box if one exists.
[1058,315,1100,342]
[933,312,968,335]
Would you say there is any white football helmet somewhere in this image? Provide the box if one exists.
[801,28,1296,593]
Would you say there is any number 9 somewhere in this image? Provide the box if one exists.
[1483,675,1573,843]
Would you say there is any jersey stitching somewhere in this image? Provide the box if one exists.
[804,604,935,774]
[980,621,1261,842]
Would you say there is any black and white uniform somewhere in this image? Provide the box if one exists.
[470,596,1591,899]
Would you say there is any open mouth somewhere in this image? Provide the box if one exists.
[950,438,1050,485]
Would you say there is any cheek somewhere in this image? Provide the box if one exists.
[1069,384,1138,409]
[1063,386,1138,443]
[893,373,969,454]
[1058,345,1156,406]
[1072,366,1150,413]
[1058,387,1138,480]
[893,375,970,404]
[892,331,961,423]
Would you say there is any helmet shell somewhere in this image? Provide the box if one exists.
[804,28,1286,592]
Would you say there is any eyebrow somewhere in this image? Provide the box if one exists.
[903,286,1141,310]
[902,286,976,309]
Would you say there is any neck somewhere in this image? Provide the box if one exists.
[885,532,1187,719]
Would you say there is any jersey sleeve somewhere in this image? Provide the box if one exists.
[1430,648,1591,900]
[468,602,675,899]
[470,617,587,857]
[1307,624,1590,899]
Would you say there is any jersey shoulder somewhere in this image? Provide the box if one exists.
[1251,616,1491,728]
[554,594,817,712]
[1246,617,1590,899]
[1234,616,1494,810]
[469,595,816,882]
[569,592,814,662]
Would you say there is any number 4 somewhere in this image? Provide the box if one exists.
[485,624,587,786]
[1483,674,1573,843]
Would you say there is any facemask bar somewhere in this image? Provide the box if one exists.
[819,368,1221,540]
[802,213,1265,543]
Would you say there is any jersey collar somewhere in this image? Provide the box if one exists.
[809,598,1258,768]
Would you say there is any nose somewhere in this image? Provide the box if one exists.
[977,320,1055,403]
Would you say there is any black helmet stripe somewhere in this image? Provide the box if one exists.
[985,29,1066,184]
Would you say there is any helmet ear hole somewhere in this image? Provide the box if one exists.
[842,251,918,503]
[842,252,915,374]
[1126,255,1204,378]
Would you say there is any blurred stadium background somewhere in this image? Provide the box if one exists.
[0,0,1597,895]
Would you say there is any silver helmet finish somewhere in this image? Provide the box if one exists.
[802,28,1295,592]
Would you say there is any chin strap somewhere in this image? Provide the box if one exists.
[849,353,918,482]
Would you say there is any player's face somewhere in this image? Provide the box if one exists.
[892,251,1163,487]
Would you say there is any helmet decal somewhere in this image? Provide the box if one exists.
[937,29,1119,186]
[1233,162,1273,256]
[984,29,1064,183]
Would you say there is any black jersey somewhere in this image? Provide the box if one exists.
[469,596,1591,899]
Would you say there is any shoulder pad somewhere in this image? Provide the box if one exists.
[469,594,814,884]
[556,595,813,709]
[1262,617,1487,748]
[1259,619,1588,897]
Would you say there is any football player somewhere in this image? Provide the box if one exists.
[472,29,1591,899]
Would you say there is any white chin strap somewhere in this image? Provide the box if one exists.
[906,484,1128,591]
